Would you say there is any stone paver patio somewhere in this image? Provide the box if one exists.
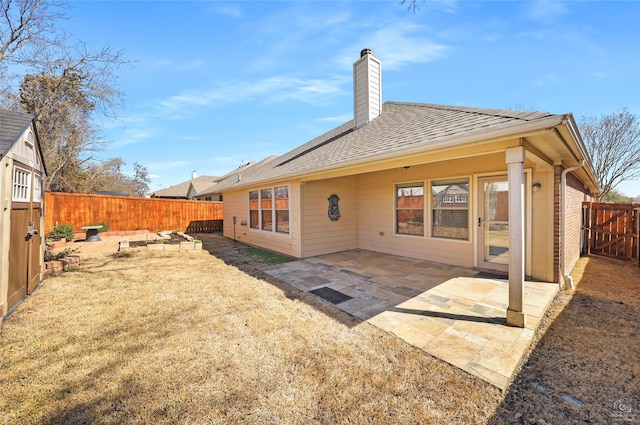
[262,249,558,389]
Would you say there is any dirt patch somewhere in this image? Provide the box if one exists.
[128,233,189,247]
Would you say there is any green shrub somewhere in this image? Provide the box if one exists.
[49,224,74,241]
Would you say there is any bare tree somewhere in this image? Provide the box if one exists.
[580,109,640,201]
[0,0,132,193]
[0,0,66,80]
[399,0,424,14]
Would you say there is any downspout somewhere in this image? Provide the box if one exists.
[560,159,585,289]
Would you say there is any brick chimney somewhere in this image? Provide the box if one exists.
[353,48,382,129]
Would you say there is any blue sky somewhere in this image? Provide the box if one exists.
[66,1,640,196]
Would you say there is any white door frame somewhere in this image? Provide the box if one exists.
[474,170,532,276]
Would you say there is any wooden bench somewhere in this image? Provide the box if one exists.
[81,225,103,242]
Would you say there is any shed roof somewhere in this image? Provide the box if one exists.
[0,110,34,156]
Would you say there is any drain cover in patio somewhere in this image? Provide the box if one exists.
[310,287,353,304]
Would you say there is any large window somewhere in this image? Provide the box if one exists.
[248,186,290,234]
[431,179,469,240]
[396,183,424,236]
[12,167,31,202]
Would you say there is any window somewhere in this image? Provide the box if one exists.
[249,190,259,229]
[396,183,424,236]
[260,188,273,231]
[432,179,469,240]
[33,173,42,202]
[12,167,31,202]
[274,186,289,233]
[248,186,290,234]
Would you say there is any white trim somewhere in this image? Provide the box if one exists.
[248,185,291,235]
[12,166,32,202]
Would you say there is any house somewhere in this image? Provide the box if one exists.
[212,49,599,327]
[191,161,263,201]
[0,110,47,319]
[152,165,260,201]
[151,171,218,199]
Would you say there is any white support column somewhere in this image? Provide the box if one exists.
[506,146,526,327]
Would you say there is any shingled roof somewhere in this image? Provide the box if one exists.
[0,110,34,156]
[152,175,218,198]
[213,101,564,192]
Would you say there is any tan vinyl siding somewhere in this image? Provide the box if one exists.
[357,163,476,267]
[530,168,555,282]
[221,147,559,282]
[300,177,359,257]
[222,182,301,258]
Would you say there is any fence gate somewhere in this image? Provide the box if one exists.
[582,202,640,263]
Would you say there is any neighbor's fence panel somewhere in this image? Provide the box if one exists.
[582,202,639,263]
[45,192,223,234]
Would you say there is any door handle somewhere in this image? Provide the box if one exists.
[478,217,482,227]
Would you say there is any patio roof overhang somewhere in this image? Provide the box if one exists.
[217,114,600,196]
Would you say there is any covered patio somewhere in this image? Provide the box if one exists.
[262,249,558,389]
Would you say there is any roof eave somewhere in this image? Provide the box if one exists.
[215,114,568,192]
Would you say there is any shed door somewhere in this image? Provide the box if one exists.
[7,207,42,312]
[8,208,29,310]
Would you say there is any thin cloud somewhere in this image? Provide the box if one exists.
[336,23,449,71]
[317,114,352,123]
[526,1,568,23]
[110,130,154,148]
[154,75,346,117]
[213,5,242,18]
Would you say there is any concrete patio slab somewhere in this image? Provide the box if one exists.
[262,249,558,390]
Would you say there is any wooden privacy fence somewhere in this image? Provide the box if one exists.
[45,192,223,234]
[582,202,640,263]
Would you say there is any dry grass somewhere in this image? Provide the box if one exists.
[1,249,499,424]
[490,255,640,424]
[2,237,638,424]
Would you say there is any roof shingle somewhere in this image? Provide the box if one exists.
[214,102,559,192]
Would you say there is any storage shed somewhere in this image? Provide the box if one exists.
[1,110,47,319]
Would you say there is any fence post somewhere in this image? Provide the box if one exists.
[636,207,640,267]
[581,202,590,256]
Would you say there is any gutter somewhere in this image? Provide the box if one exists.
[560,159,585,290]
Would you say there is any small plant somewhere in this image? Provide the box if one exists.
[49,224,74,241]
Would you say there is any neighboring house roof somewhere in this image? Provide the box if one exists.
[196,160,273,197]
[213,101,586,192]
[0,109,47,174]
[152,175,218,198]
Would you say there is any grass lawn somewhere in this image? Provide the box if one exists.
[1,235,638,424]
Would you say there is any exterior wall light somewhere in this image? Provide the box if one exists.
[532,182,542,192]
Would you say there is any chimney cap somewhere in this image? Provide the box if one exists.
[360,48,373,57]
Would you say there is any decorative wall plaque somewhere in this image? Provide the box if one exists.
[328,194,341,221]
